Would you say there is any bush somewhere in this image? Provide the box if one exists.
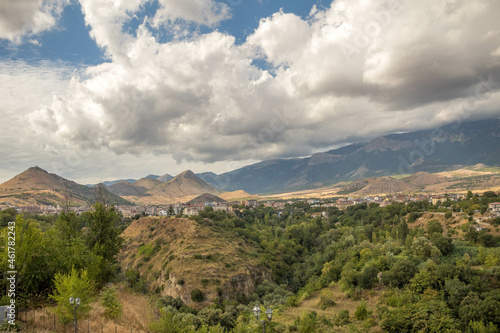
[295,311,318,333]
[50,268,95,324]
[101,285,122,319]
[334,310,350,326]
[319,290,336,310]
[354,301,368,320]
[191,289,205,302]
[427,220,443,235]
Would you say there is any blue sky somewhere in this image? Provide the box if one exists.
[0,0,325,66]
[0,0,499,183]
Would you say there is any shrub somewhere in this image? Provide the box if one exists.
[191,289,205,302]
[100,285,122,319]
[50,268,95,323]
[334,310,350,326]
[319,290,336,310]
[354,301,368,320]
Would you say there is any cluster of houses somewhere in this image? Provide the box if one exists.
[116,199,259,218]
[4,193,500,221]
[489,202,500,217]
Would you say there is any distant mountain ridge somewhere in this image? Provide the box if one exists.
[199,119,500,194]
[116,170,223,205]
[0,166,131,206]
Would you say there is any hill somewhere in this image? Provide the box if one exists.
[187,193,226,204]
[119,217,270,308]
[123,170,223,205]
[402,171,446,187]
[156,173,174,182]
[101,178,136,186]
[338,177,413,196]
[219,190,259,201]
[133,177,163,189]
[0,166,131,206]
[107,178,164,197]
[201,119,500,194]
[107,181,148,197]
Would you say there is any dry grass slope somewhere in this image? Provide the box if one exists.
[119,217,270,308]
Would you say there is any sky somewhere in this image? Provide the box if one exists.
[1,0,500,184]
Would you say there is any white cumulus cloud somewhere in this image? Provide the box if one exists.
[25,0,500,168]
[0,0,69,42]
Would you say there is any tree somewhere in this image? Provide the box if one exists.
[0,208,17,227]
[50,268,95,323]
[427,220,443,235]
[55,211,81,241]
[381,258,418,288]
[430,234,454,256]
[411,237,442,260]
[358,265,378,289]
[83,202,123,285]
[168,205,175,217]
[0,215,52,298]
[101,285,122,319]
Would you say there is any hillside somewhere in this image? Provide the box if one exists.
[402,171,446,187]
[219,190,259,201]
[107,181,149,197]
[107,178,163,197]
[338,177,413,196]
[133,177,163,189]
[187,193,226,204]
[156,173,174,182]
[201,119,500,194]
[0,166,131,207]
[123,170,224,205]
[119,217,270,308]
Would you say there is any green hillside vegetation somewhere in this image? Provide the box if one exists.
[1,190,499,332]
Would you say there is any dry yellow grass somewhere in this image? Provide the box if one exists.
[218,190,259,201]
[17,284,154,333]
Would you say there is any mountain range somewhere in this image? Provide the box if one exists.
[198,119,500,194]
[1,119,500,206]
[107,170,224,205]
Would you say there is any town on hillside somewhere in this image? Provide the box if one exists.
[8,192,500,224]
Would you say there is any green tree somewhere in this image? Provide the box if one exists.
[50,268,95,323]
[0,215,52,298]
[55,211,81,241]
[101,285,122,319]
[427,220,443,235]
[411,237,442,260]
[83,202,123,285]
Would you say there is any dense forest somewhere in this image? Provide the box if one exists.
[1,191,500,332]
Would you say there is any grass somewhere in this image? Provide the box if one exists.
[16,283,154,333]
